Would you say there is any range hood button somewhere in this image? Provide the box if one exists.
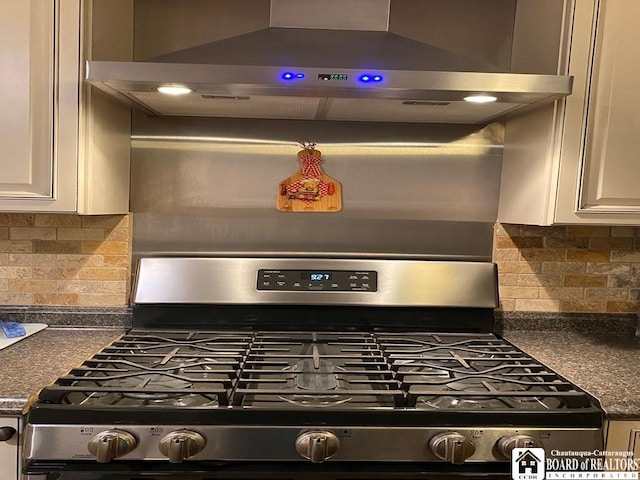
[159,430,206,463]
[87,429,137,463]
[429,432,476,464]
[295,431,340,463]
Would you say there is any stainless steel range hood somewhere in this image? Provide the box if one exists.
[86,0,573,124]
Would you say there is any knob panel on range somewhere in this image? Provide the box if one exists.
[295,431,340,463]
[429,432,476,464]
[87,429,137,463]
[159,430,206,463]
[497,434,543,459]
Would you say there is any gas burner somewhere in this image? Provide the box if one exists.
[413,378,564,411]
[105,374,193,399]
[276,361,354,407]
[70,390,220,408]
[279,393,354,408]
[293,358,339,390]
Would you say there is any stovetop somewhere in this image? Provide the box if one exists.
[36,330,596,414]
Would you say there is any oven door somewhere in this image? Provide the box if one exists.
[25,460,512,480]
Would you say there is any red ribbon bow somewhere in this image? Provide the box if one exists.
[299,150,323,178]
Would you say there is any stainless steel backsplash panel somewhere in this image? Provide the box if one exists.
[131,117,502,259]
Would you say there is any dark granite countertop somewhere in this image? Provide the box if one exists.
[0,327,124,415]
[503,331,640,420]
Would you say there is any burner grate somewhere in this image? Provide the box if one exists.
[377,332,595,410]
[233,332,404,408]
[37,330,254,407]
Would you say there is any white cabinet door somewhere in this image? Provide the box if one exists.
[500,0,640,225]
[0,0,79,212]
[0,417,19,480]
[605,421,640,472]
[0,1,56,200]
[575,0,640,214]
[0,0,131,214]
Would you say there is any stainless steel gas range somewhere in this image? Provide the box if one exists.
[23,257,603,480]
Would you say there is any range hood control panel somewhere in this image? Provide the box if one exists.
[257,269,377,292]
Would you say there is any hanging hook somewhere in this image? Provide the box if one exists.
[298,140,316,151]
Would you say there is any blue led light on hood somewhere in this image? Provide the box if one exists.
[358,73,384,83]
[281,72,305,81]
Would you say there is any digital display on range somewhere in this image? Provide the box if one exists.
[257,269,377,292]
[301,272,332,281]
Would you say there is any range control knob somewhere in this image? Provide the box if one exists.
[0,427,16,442]
[159,430,206,463]
[87,429,137,463]
[497,434,542,459]
[295,431,340,463]
[429,432,476,464]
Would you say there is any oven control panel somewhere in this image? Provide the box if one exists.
[257,269,377,292]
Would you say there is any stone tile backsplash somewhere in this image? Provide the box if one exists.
[494,224,640,312]
[1,214,638,314]
[0,213,132,306]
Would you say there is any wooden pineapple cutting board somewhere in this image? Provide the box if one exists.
[277,147,342,212]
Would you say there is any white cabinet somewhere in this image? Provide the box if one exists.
[605,420,640,471]
[499,0,640,225]
[0,417,19,480]
[0,0,132,214]
[0,1,56,203]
